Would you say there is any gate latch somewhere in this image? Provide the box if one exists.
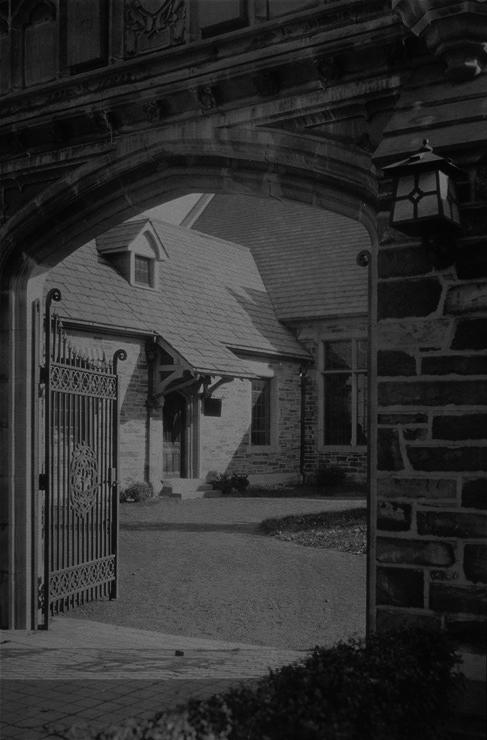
[39,473,47,491]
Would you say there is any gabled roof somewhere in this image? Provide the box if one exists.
[190,194,369,321]
[46,218,308,378]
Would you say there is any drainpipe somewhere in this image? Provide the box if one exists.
[299,364,309,483]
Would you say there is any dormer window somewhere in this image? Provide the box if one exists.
[134,255,153,287]
[96,219,168,291]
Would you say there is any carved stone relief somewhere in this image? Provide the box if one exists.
[313,55,342,88]
[393,0,487,81]
[143,97,169,122]
[124,0,186,57]
[195,85,217,111]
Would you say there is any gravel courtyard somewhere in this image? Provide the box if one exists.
[67,497,367,650]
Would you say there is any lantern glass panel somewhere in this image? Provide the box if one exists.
[438,171,449,199]
[392,198,414,222]
[417,194,440,218]
[418,170,438,194]
[396,174,415,197]
[451,200,460,224]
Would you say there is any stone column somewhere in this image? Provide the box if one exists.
[374,159,487,730]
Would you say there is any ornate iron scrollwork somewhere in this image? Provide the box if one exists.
[69,442,99,517]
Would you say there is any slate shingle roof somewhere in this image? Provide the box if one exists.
[46,218,308,378]
[191,195,369,321]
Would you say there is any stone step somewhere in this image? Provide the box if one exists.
[161,478,214,499]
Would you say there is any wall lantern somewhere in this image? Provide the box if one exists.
[384,139,462,264]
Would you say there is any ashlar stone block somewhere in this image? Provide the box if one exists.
[462,478,487,509]
[378,500,412,531]
[452,319,487,350]
[377,537,455,566]
[378,350,416,377]
[408,446,487,472]
[464,545,487,584]
[377,477,456,501]
[378,278,443,320]
[430,583,487,615]
[379,380,487,407]
[376,566,424,608]
[377,428,404,471]
[432,414,487,441]
[445,283,487,315]
[417,510,487,538]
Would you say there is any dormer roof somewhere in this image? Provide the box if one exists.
[96,218,167,260]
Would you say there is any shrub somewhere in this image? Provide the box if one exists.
[186,628,460,740]
[68,628,460,740]
[314,464,347,486]
[259,507,367,535]
[230,474,249,493]
[212,473,233,495]
[119,481,153,503]
[212,473,249,495]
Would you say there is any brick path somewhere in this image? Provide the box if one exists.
[0,617,305,739]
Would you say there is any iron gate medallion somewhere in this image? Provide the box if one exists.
[69,442,99,516]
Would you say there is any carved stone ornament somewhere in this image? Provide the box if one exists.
[125,0,186,57]
[475,166,487,200]
[143,97,168,121]
[69,442,99,517]
[196,85,217,111]
[393,0,487,81]
[313,55,342,88]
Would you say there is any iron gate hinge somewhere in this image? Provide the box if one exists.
[39,473,48,491]
[109,467,118,487]
[39,365,47,384]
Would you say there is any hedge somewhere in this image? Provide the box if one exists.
[68,627,461,740]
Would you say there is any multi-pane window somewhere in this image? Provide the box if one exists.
[323,339,368,446]
[134,255,153,287]
[251,378,271,445]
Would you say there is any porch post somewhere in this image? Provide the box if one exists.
[0,266,45,629]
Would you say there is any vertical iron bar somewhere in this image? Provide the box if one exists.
[111,349,126,599]
[31,300,41,629]
[43,289,61,628]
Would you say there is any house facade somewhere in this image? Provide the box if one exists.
[189,194,370,483]
[46,217,309,494]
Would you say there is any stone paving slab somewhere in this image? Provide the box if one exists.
[0,617,306,739]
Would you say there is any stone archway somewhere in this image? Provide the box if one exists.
[0,126,378,629]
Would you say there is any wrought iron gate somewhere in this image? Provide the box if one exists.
[40,288,125,627]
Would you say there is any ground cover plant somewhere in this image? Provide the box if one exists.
[68,628,460,740]
[259,507,367,554]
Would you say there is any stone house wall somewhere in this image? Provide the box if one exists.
[199,357,302,485]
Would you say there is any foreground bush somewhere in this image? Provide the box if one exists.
[71,628,460,740]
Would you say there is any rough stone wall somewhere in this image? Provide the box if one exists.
[199,359,302,483]
[374,164,487,703]
[66,330,152,490]
[294,317,369,483]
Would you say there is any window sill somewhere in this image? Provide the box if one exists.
[320,445,367,453]
[249,444,278,453]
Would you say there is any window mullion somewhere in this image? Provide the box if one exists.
[351,339,357,446]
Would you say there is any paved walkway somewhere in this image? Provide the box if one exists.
[0,617,306,739]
